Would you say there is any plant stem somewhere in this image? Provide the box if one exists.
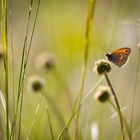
[130,48,140,133]
[10,0,41,139]
[104,73,125,140]
[9,0,15,116]
[74,0,96,139]
[56,77,104,140]
[108,100,132,140]
[1,0,9,139]
[18,83,24,140]
[27,95,43,140]
[43,93,65,128]
[43,92,71,140]
[46,107,54,140]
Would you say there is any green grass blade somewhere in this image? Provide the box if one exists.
[130,47,140,132]
[26,95,42,140]
[46,106,54,140]
[1,0,10,139]
[10,0,41,139]
[74,0,96,139]
[57,77,104,140]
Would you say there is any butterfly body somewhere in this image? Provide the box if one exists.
[106,47,131,67]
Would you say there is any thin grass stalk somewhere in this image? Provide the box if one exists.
[17,1,41,138]
[44,70,72,138]
[43,93,65,127]
[133,125,140,138]
[46,107,54,140]
[16,0,34,111]
[43,93,71,139]
[17,0,41,107]
[17,82,24,140]
[74,0,96,139]
[56,77,104,140]
[26,95,43,140]
[104,73,125,140]
[10,0,40,139]
[130,48,140,133]
[9,3,16,138]
[14,1,34,126]
[9,0,15,115]
[17,8,29,139]
[17,0,41,114]
[108,100,132,140]
[16,1,41,139]
[1,0,10,139]
[24,0,41,65]
[18,0,41,96]
[18,0,41,139]
[129,0,140,134]
[44,91,71,139]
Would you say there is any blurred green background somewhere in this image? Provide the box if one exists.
[0,0,140,139]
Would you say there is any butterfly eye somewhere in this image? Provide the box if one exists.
[125,50,128,53]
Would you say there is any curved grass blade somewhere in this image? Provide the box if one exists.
[57,77,104,140]
[74,0,96,138]
[1,0,10,138]
[46,106,54,140]
[26,95,42,140]
[10,0,41,139]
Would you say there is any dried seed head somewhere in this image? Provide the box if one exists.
[93,59,111,75]
[35,52,56,72]
[94,86,111,103]
[28,75,46,93]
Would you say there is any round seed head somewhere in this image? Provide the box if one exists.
[94,86,111,103]
[93,59,111,75]
[28,75,46,93]
[35,52,56,72]
[137,43,140,49]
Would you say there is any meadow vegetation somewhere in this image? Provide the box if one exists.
[0,0,140,140]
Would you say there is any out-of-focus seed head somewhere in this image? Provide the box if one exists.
[93,59,111,75]
[35,52,56,72]
[27,75,46,93]
[90,122,99,140]
[137,43,140,49]
[94,86,111,103]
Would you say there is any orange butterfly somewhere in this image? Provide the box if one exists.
[106,47,132,67]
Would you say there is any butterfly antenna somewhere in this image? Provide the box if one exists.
[100,47,108,53]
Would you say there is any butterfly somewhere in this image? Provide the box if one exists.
[106,47,132,67]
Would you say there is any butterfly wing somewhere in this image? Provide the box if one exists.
[112,53,129,67]
[106,48,131,67]
[112,48,131,56]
